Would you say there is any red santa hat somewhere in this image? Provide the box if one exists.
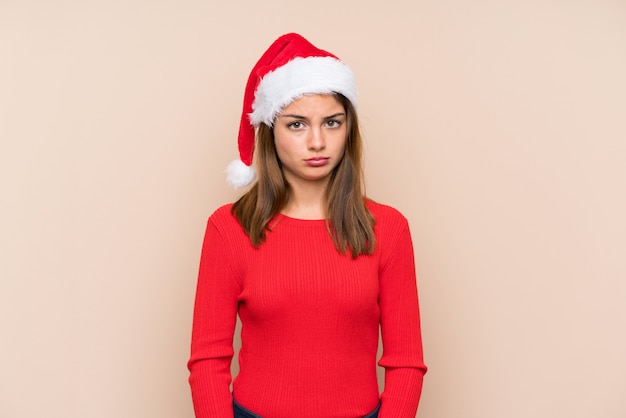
[226,33,358,188]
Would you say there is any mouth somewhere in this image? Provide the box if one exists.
[304,156,330,167]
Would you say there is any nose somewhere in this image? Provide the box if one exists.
[307,127,326,151]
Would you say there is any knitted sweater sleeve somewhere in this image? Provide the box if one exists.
[378,218,427,418]
[187,215,240,417]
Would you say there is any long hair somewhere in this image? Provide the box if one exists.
[232,93,375,258]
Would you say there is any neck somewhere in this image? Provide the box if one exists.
[282,178,328,220]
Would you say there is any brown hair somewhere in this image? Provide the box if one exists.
[232,93,375,258]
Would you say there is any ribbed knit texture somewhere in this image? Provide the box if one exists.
[188,201,427,418]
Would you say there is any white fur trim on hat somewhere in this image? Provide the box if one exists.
[249,56,357,127]
[226,159,256,188]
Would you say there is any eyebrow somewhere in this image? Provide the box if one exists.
[279,112,346,120]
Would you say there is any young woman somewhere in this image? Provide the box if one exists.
[188,33,427,418]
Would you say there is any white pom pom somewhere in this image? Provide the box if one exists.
[226,159,256,188]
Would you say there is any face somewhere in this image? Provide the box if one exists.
[273,94,347,187]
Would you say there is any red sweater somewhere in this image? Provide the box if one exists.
[188,201,427,418]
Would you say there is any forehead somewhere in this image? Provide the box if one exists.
[280,94,343,115]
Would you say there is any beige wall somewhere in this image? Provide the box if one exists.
[1,1,625,417]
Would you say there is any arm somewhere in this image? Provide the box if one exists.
[187,219,241,417]
[378,223,428,417]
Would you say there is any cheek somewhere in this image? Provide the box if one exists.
[273,134,294,163]
[334,131,348,153]
[274,146,287,164]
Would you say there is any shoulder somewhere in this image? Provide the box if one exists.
[366,199,409,228]
[206,203,243,233]
[366,199,412,248]
[366,200,415,265]
[208,203,235,221]
[203,203,253,256]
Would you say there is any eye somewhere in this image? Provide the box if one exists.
[325,119,342,128]
[287,121,304,130]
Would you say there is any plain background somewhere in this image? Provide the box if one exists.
[1,1,625,417]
